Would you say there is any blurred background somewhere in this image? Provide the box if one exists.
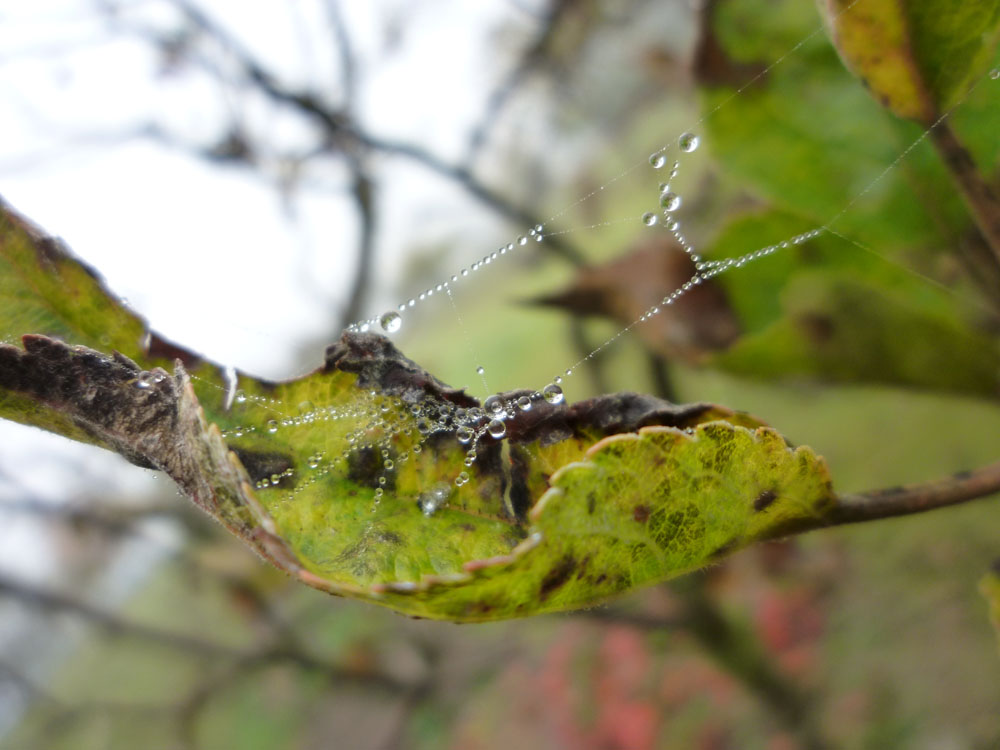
[1,0,1000,748]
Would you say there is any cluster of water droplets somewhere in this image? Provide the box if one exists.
[637,131,825,312]
[204,364,570,516]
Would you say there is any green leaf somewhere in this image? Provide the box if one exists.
[702,0,1000,253]
[819,0,1000,122]
[0,197,839,621]
[703,209,1000,396]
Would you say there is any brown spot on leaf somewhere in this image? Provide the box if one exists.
[633,504,651,523]
[797,313,835,344]
[753,489,778,512]
[231,448,294,488]
[539,555,576,599]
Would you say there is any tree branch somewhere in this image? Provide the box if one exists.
[768,459,1000,538]
[831,460,1000,525]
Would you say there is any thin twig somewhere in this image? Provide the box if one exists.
[930,120,1000,274]
[339,160,377,329]
[831,460,1000,525]
[568,317,610,394]
[646,350,678,403]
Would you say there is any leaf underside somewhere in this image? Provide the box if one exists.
[0,198,838,621]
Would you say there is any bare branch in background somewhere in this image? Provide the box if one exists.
[322,0,356,107]
[339,162,377,329]
[147,0,586,265]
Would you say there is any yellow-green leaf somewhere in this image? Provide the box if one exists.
[820,0,1000,122]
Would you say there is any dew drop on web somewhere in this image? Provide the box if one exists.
[678,131,699,152]
[487,418,506,439]
[642,212,658,226]
[649,151,666,168]
[660,191,682,212]
[484,395,504,415]
[379,311,402,333]
[542,383,564,404]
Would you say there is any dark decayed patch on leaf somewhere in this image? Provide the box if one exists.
[530,239,740,364]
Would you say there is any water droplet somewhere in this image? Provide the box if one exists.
[666,219,679,231]
[649,151,667,168]
[660,191,682,212]
[419,483,451,516]
[487,418,506,439]
[517,395,532,411]
[456,426,473,444]
[542,383,564,404]
[455,471,470,487]
[235,390,247,404]
[476,365,485,375]
[678,132,699,152]
[266,419,278,433]
[991,68,1000,80]
[484,395,504,415]
[384,459,394,470]
[135,371,155,389]
[517,236,528,246]
[642,212,658,226]
[380,311,402,333]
